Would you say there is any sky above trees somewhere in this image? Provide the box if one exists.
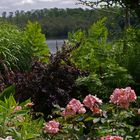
[0,0,85,15]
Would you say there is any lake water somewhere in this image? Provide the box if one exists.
[46,39,65,53]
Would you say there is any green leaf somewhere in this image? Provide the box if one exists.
[84,116,94,122]
[0,85,15,100]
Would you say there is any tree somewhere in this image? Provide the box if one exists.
[15,10,20,25]
[77,0,140,22]
[2,8,131,38]
[8,12,13,22]
[2,12,6,19]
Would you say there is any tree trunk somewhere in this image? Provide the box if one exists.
[125,6,130,27]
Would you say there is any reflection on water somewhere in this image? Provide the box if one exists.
[46,39,65,53]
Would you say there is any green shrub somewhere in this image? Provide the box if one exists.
[44,87,140,140]
[0,86,44,140]
[0,22,29,70]
[114,27,140,94]
[119,28,140,78]
[24,21,49,63]
[0,21,49,71]
[68,19,133,100]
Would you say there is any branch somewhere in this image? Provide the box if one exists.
[76,0,119,14]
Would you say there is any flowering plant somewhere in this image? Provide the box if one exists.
[62,98,86,116]
[43,87,140,140]
[110,87,137,108]
[1,86,140,140]
[100,135,123,140]
[0,86,44,140]
[44,120,60,134]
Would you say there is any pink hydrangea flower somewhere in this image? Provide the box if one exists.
[62,98,86,117]
[14,106,22,112]
[83,94,102,114]
[44,120,59,134]
[100,135,123,140]
[78,107,86,114]
[110,87,137,109]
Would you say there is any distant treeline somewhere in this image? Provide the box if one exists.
[1,8,138,38]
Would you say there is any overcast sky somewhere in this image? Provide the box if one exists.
[0,0,87,15]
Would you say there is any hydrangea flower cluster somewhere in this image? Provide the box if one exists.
[100,135,123,140]
[44,88,137,136]
[83,94,102,114]
[110,87,137,108]
[62,98,86,116]
[44,120,59,134]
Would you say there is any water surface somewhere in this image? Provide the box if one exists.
[46,39,65,53]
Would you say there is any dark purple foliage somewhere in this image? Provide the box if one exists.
[0,43,89,119]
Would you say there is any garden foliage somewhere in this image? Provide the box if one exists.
[13,45,88,118]
[0,86,140,140]
[0,21,49,71]
[0,22,31,70]
[69,18,134,99]
[25,21,49,62]
[43,87,140,140]
[0,86,44,140]
[114,27,140,94]
[0,17,140,140]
